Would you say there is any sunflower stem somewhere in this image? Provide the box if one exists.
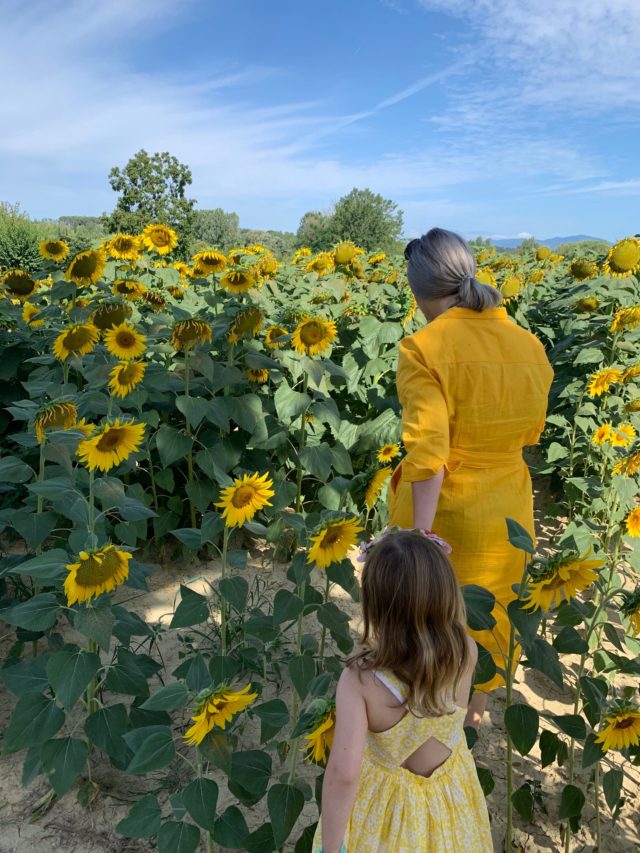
[220,526,230,656]
[183,349,197,529]
[146,448,159,514]
[88,468,97,550]
[196,750,214,853]
[318,573,330,671]
[287,580,306,784]
[294,373,309,514]
[594,761,602,853]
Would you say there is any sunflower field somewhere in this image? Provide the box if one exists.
[0,228,639,852]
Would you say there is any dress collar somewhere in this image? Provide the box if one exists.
[432,306,509,323]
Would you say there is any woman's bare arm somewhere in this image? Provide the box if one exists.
[411,466,444,529]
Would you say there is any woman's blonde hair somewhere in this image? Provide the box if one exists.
[350,530,470,716]
[405,227,502,311]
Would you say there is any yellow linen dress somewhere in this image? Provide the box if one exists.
[388,307,553,690]
[313,670,493,852]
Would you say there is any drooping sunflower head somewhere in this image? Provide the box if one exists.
[104,322,147,361]
[623,364,640,383]
[192,250,228,276]
[307,515,364,569]
[183,683,258,746]
[500,274,523,300]
[568,259,598,280]
[475,267,497,288]
[39,239,69,262]
[602,238,640,279]
[257,252,279,277]
[333,241,359,266]
[228,307,264,344]
[594,702,640,752]
[625,507,640,538]
[166,284,186,300]
[575,296,599,313]
[292,316,338,357]
[264,324,289,349]
[587,367,623,398]
[291,247,312,265]
[306,252,335,276]
[108,361,146,398]
[364,467,392,510]
[141,224,178,255]
[214,472,275,527]
[536,246,551,261]
[246,368,269,384]
[171,319,213,351]
[591,423,613,446]
[65,249,107,286]
[2,269,38,301]
[384,269,399,285]
[377,443,400,464]
[625,398,640,413]
[106,234,141,261]
[549,253,564,263]
[610,423,636,448]
[220,268,258,294]
[227,247,249,264]
[527,269,545,284]
[142,289,167,312]
[76,419,145,472]
[368,252,387,265]
[475,249,491,264]
[402,293,418,328]
[612,450,640,477]
[112,279,146,301]
[91,302,133,331]
[22,302,44,328]
[173,261,193,280]
[620,587,640,635]
[53,323,100,361]
[33,399,78,443]
[302,705,336,764]
[610,306,640,334]
[523,551,604,611]
[64,545,131,606]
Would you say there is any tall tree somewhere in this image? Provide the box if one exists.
[295,211,336,251]
[193,208,240,251]
[103,150,196,256]
[331,187,404,252]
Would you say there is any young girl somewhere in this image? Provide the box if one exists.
[315,529,493,853]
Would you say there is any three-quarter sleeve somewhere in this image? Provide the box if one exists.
[397,337,450,482]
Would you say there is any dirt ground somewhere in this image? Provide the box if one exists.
[1,481,639,852]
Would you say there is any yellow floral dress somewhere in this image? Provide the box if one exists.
[313,670,493,852]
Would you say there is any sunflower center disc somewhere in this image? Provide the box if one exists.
[231,486,256,508]
[96,429,124,451]
[65,329,92,350]
[75,552,120,585]
[117,333,135,348]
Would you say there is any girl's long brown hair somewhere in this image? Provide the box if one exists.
[349,530,471,716]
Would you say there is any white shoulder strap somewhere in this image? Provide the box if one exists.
[372,670,406,704]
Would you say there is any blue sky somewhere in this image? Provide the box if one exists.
[1,0,639,241]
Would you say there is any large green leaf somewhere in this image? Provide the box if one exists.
[272,589,304,624]
[140,682,189,711]
[73,603,114,650]
[176,395,211,429]
[182,777,219,833]
[462,585,496,631]
[219,576,249,613]
[274,382,310,423]
[103,648,149,697]
[2,593,59,631]
[228,750,272,804]
[41,736,88,796]
[603,769,624,812]
[125,727,175,775]
[156,425,194,468]
[158,821,200,853]
[170,585,209,628]
[84,704,128,762]
[506,599,541,642]
[213,806,249,849]
[268,783,304,847]
[551,714,586,740]
[558,784,585,820]
[12,511,57,550]
[0,655,50,697]
[3,693,65,754]
[116,793,162,838]
[504,703,539,755]
[511,783,534,822]
[47,650,100,712]
[316,602,353,653]
[0,455,33,483]
[523,638,564,689]
[553,626,588,654]
[505,517,535,554]
[288,656,316,700]
[252,699,290,743]
[299,443,334,480]
[8,549,69,582]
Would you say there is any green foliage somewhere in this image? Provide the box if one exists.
[0,202,43,273]
[331,187,404,251]
[295,210,336,251]
[193,208,240,251]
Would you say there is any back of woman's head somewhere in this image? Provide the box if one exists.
[406,226,501,312]
[353,530,470,716]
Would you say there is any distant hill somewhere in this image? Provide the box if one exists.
[494,234,608,249]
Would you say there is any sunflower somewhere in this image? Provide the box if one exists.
[333,241,359,265]
[22,302,44,328]
[91,302,132,331]
[220,268,257,294]
[365,467,392,510]
[306,252,335,276]
[613,451,640,476]
[65,249,107,286]
[77,419,145,472]
[112,279,147,301]
[307,516,364,569]
[104,322,147,360]
[611,306,640,333]
[141,224,178,255]
[39,239,69,262]
[264,325,288,349]
[303,707,336,764]
[377,443,400,463]
[623,365,640,383]
[385,269,399,284]
[587,368,623,398]
[610,423,636,448]
[227,247,249,264]
[536,246,551,261]
[173,261,193,279]
[368,252,387,265]
[549,253,564,263]
[143,290,167,311]
[171,319,212,351]
[402,294,417,327]
[621,588,640,635]
[500,274,523,300]
[292,247,312,265]
[228,307,264,344]
[106,234,141,261]
[626,398,640,413]
[528,269,545,284]
[167,285,185,300]
[592,424,613,446]
[292,317,338,357]
[602,238,640,278]
[2,270,38,301]
[192,250,228,276]
[475,267,497,288]
[568,258,598,280]
[64,545,131,606]
[183,684,258,746]
[33,400,78,443]
[108,361,146,398]
[69,418,95,437]
[575,296,599,312]
[53,323,100,361]
[257,253,279,277]
[214,472,275,527]
[523,551,604,611]
[594,705,640,752]
[247,368,269,384]
[625,508,640,537]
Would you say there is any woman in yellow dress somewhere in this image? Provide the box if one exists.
[388,228,553,728]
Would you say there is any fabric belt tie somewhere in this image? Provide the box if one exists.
[446,447,523,472]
